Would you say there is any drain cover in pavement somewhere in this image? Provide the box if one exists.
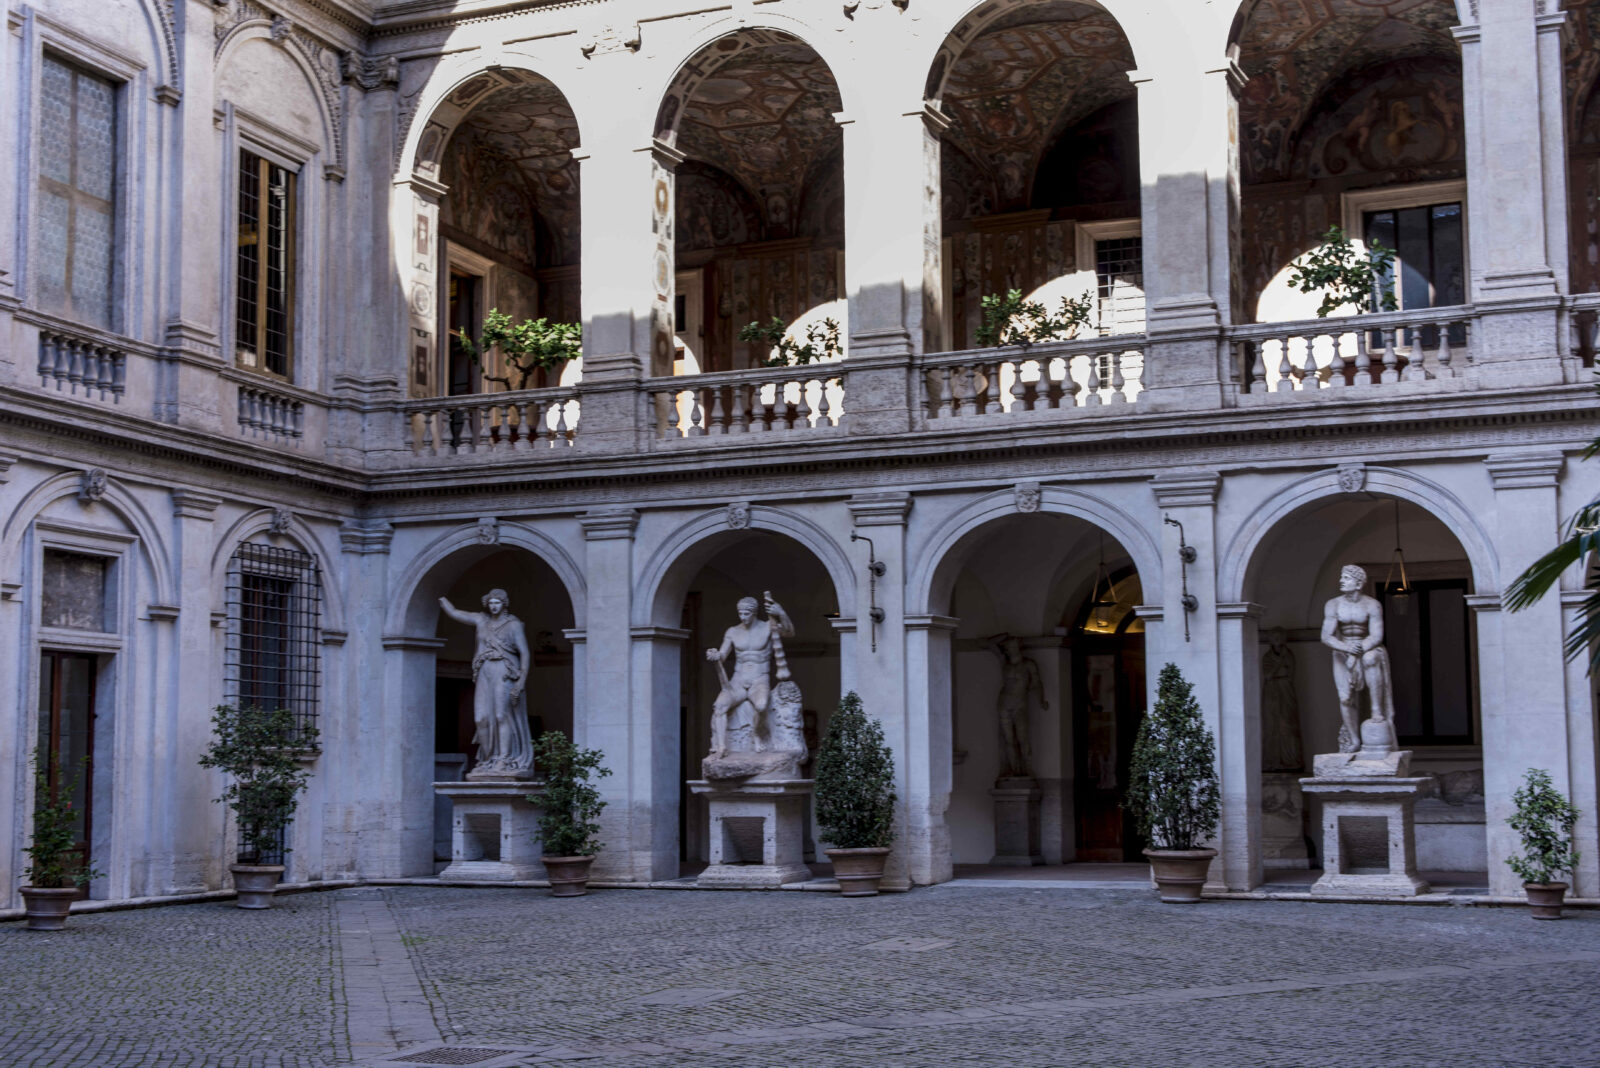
[391,1049,516,1065]
[633,987,740,1006]
[864,936,954,951]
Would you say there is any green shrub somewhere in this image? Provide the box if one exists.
[1507,768,1580,885]
[532,731,611,857]
[198,705,318,865]
[738,316,843,367]
[814,692,896,849]
[975,289,1093,348]
[1285,225,1399,318]
[23,756,102,889]
[1124,664,1221,851]
[456,309,581,390]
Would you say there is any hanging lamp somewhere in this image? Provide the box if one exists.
[1086,531,1117,632]
[1384,498,1411,614]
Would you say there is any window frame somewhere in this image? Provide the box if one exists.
[1075,218,1145,336]
[1341,179,1470,310]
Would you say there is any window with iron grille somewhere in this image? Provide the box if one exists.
[1093,236,1145,336]
[235,148,297,377]
[224,542,321,744]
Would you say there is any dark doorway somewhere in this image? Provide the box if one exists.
[37,651,97,890]
[1072,630,1146,862]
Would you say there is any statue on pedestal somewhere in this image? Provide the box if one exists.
[1260,628,1304,772]
[1320,564,1397,755]
[439,590,535,779]
[988,634,1047,781]
[704,592,806,779]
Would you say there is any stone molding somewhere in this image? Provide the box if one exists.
[848,491,912,526]
[1465,593,1503,614]
[78,468,109,504]
[475,516,500,545]
[561,627,587,645]
[341,52,399,91]
[1336,463,1366,493]
[1485,451,1564,490]
[1215,601,1263,621]
[828,616,858,634]
[171,490,223,519]
[0,453,18,484]
[1014,482,1041,513]
[340,521,395,554]
[1151,472,1221,508]
[1131,603,1165,623]
[580,508,640,540]
[146,603,181,622]
[630,626,691,642]
[903,614,959,632]
[725,502,751,529]
[381,634,446,651]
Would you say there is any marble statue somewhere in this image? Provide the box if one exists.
[1320,565,1397,754]
[704,592,805,779]
[439,590,535,779]
[989,635,1047,781]
[1260,628,1304,772]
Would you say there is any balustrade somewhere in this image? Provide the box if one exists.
[1232,306,1473,395]
[37,329,125,403]
[649,365,843,439]
[919,337,1144,420]
[237,383,305,443]
[402,388,579,456]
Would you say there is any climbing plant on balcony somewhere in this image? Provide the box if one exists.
[975,289,1093,348]
[738,316,843,367]
[457,309,581,390]
[1286,225,1400,318]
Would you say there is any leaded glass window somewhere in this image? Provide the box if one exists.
[37,55,117,329]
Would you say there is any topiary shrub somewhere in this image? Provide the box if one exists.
[1507,768,1581,885]
[813,692,896,849]
[1124,664,1221,851]
[199,705,318,865]
[532,731,611,858]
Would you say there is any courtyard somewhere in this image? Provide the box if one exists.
[4,885,1598,1068]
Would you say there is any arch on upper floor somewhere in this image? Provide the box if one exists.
[214,23,342,169]
[1,472,175,608]
[387,521,587,637]
[634,506,856,628]
[907,486,1163,617]
[1218,466,1498,604]
[209,509,349,634]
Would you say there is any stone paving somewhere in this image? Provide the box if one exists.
[4,884,1600,1067]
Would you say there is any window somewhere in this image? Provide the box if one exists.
[236,149,298,377]
[1364,202,1465,313]
[225,542,321,743]
[1076,220,1145,336]
[446,268,481,396]
[37,55,117,329]
[1377,578,1473,746]
[40,551,109,631]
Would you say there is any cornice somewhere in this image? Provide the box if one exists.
[1150,471,1222,508]
[847,491,913,526]
[579,507,639,540]
[1484,450,1565,490]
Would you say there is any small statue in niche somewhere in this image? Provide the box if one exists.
[438,590,535,779]
[1260,628,1304,772]
[988,634,1048,781]
[1320,565,1397,754]
[704,592,805,780]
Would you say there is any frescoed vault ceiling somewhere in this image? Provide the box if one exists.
[1235,0,1462,184]
[934,2,1137,215]
[669,37,844,240]
[443,80,580,265]
[1566,0,1600,145]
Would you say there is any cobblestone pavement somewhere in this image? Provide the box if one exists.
[5,884,1600,1067]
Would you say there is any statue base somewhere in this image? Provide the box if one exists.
[989,778,1043,866]
[465,765,536,782]
[701,748,805,782]
[433,781,546,881]
[1261,771,1311,869]
[1299,765,1430,897]
[688,778,813,888]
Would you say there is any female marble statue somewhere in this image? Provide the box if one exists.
[1260,628,1304,772]
[439,589,535,779]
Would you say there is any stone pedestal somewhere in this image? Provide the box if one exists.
[433,780,546,882]
[688,779,812,888]
[1260,771,1310,870]
[989,778,1043,866]
[1301,750,1429,896]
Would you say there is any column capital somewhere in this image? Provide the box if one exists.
[903,614,959,632]
[580,508,640,540]
[1465,593,1504,614]
[848,492,913,526]
[562,627,588,645]
[1151,472,1221,508]
[1216,601,1264,621]
[340,521,395,554]
[1131,603,1165,623]
[171,489,223,519]
[636,138,685,170]
[0,453,16,484]
[1485,451,1564,490]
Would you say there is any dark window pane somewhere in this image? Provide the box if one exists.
[1432,204,1465,307]
[1384,593,1425,737]
[1428,587,1472,738]
[1397,206,1432,313]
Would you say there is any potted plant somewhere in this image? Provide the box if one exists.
[1124,664,1221,903]
[198,705,319,909]
[20,757,101,931]
[1507,767,1581,919]
[531,730,611,897]
[814,691,897,896]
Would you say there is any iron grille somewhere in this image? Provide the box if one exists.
[224,541,322,744]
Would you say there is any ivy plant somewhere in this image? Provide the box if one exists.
[1286,225,1400,318]
[1124,664,1221,851]
[532,730,611,858]
[198,705,319,865]
[738,316,843,367]
[1506,768,1581,885]
[23,756,102,889]
[976,289,1094,348]
[813,692,897,850]
[456,309,582,390]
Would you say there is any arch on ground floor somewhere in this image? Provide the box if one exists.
[388,521,587,637]
[208,507,348,633]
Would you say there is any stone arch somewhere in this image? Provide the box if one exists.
[1218,466,1498,604]
[214,24,340,167]
[635,506,856,628]
[908,487,1163,618]
[1,472,175,608]
[387,521,587,637]
[209,509,348,634]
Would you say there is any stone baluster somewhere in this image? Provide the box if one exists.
[1436,321,1455,377]
[1083,354,1103,406]
[1109,351,1127,403]
[687,390,705,436]
[1380,328,1399,384]
[1350,333,1372,388]
[1010,359,1028,412]
[795,378,812,429]
[1274,335,1293,393]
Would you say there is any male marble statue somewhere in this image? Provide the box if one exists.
[989,634,1048,780]
[439,589,535,779]
[1319,565,1397,753]
[704,592,805,778]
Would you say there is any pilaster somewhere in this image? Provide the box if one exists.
[1216,600,1264,891]
[165,489,222,893]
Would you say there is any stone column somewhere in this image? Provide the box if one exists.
[838,104,944,434]
[1216,601,1264,890]
[845,492,913,887]
[904,614,957,885]
[166,490,222,893]
[629,624,688,881]
[1130,61,1242,410]
[1482,452,1570,896]
[1453,1,1568,384]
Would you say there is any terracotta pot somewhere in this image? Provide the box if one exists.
[1524,881,1568,920]
[230,864,285,909]
[543,855,595,897]
[826,847,891,897]
[1144,848,1217,903]
[20,886,79,931]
